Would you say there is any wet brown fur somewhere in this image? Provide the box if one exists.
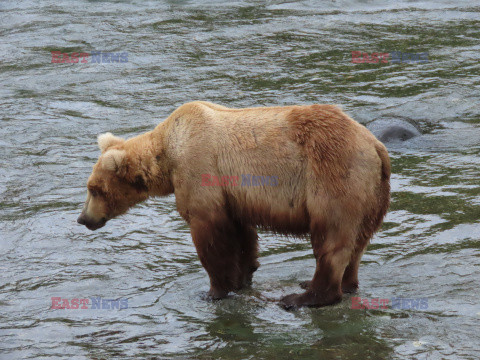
[79,101,390,309]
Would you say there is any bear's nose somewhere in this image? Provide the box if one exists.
[77,214,86,225]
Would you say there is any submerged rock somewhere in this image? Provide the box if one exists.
[367,118,421,143]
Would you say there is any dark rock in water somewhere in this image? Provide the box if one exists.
[377,125,418,142]
[367,119,421,143]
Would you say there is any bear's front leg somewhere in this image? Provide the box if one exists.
[189,214,248,299]
[235,223,260,289]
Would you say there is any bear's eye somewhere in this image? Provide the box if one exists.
[89,189,98,197]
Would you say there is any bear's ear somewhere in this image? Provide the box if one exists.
[98,132,125,153]
[102,149,126,173]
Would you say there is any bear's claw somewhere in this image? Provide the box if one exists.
[341,282,359,294]
[299,280,311,290]
[300,280,359,293]
[207,287,229,300]
[279,291,342,310]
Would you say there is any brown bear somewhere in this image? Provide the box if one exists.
[77,101,390,309]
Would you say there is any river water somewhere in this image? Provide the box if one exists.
[0,1,479,359]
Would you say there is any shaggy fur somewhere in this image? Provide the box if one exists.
[78,101,390,309]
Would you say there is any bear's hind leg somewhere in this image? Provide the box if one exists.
[280,223,355,310]
[299,245,363,293]
[190,214,243,299]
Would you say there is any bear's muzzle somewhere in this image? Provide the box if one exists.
[77,213,106,231]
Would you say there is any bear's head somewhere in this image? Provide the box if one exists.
[77,132,150,230]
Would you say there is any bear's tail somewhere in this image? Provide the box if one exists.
[374,142,391,229]
[356,142,391,249]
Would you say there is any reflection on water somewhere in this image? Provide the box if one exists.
[0,0,479,359]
